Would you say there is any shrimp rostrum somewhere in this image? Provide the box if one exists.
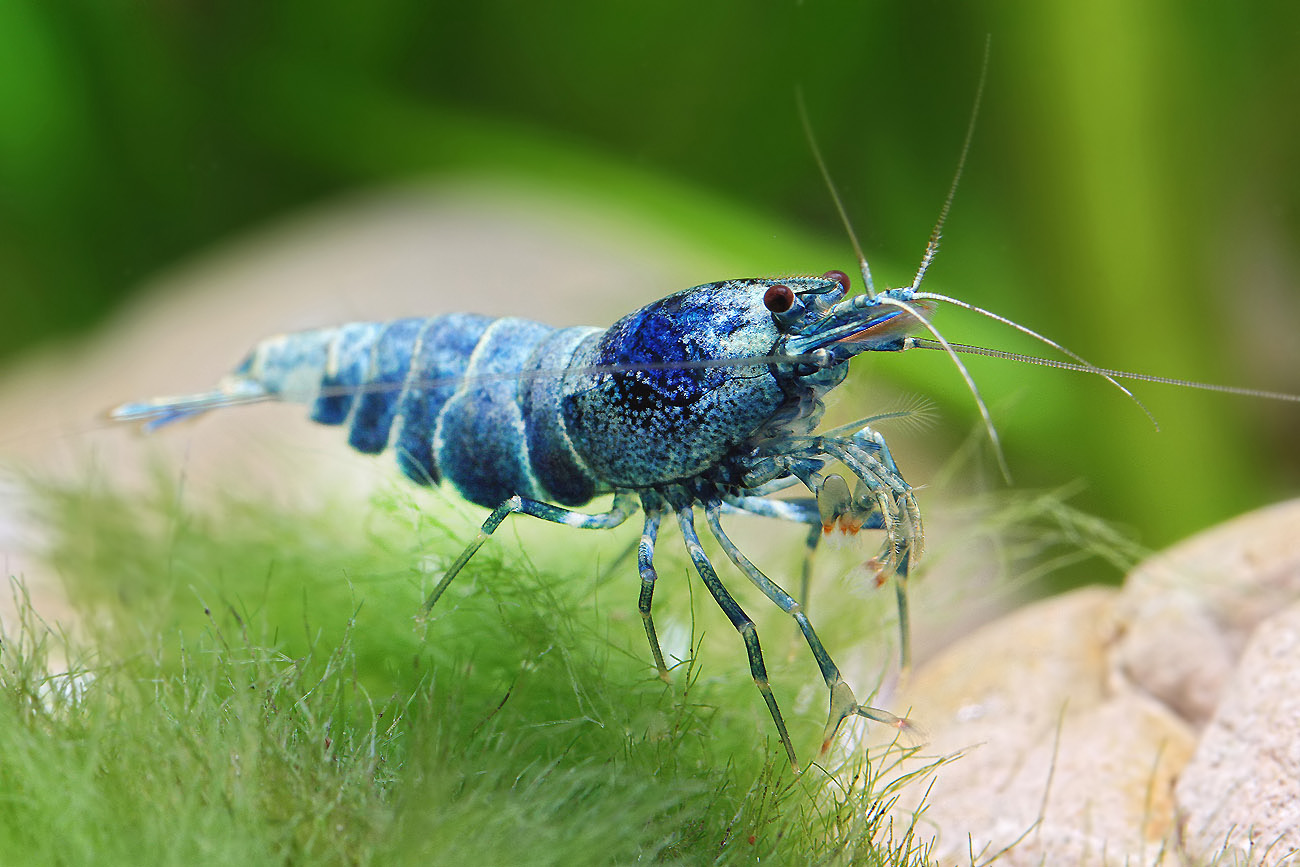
[113,268,938,768]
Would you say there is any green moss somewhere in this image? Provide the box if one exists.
[2,480,939,865]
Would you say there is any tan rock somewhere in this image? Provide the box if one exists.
[878,586,1196,866]
[1113,500,1300,726]
[1175,599,1300,866]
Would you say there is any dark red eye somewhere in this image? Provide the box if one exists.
[822,270,851,291]
[763,284,796,313]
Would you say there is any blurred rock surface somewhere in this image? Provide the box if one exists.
[1175,598,1300,865]
[878,498,1300,866]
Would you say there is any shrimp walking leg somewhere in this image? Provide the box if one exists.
[635,507,672,681]
[675,505,799,770]
[704,501,909,754]
[722,493,888,608]
[422,491,639,614]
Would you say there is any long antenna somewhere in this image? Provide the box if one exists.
[797,88,876,298]
[907,338,1300,403]
[911,34,992,292]
[915,290,1159,428]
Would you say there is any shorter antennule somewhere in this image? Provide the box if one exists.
[797,89,877,299]
[911,35,991,292]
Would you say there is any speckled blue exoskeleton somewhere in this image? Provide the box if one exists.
[112,265,962,768]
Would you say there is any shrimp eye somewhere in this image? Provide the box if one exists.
[763,284,796,314]
[822,270,851,292]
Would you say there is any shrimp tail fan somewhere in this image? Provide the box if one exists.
[109,378,269,432]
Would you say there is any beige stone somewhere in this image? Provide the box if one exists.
[1113,500,1300,726]
[875,586,1197,866]
[1175,599,1300,866]
[853,500,1300,865]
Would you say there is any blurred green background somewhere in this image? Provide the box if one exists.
[1,0,1297,558]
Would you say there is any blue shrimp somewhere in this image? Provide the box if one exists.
[112,270,943,768]
[108,261,1300,770]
